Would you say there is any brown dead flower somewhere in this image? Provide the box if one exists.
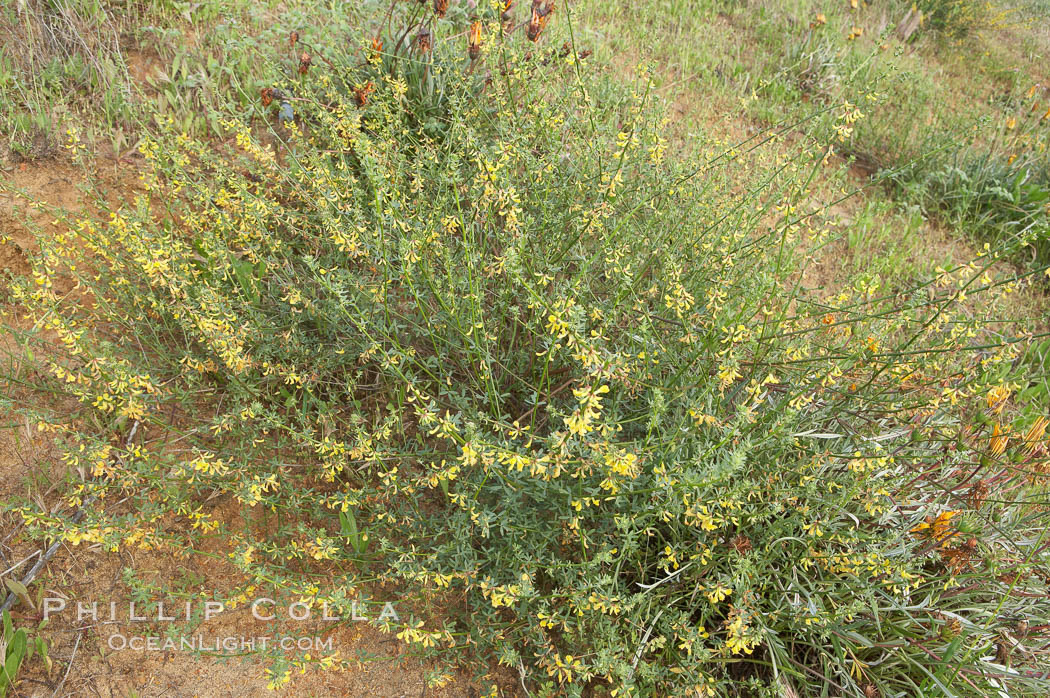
[730,535,752,555]
[527,1,555,42]
[416,27,432,53]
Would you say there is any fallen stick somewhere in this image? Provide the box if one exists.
[1,502,91,613]
[0,421,137,613]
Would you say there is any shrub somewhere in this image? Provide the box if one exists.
[914,0,993,39]
[5,3,1050,696]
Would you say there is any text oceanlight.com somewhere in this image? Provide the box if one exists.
[107,634,334,652]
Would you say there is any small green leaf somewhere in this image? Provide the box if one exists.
[3,581,32,611]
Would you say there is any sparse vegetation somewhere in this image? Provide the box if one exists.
[0,608,51,697]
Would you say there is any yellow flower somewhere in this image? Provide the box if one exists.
[724,606,760,655]
[717,363,741,393]
[705,584,732,603]
[545,653,584,684]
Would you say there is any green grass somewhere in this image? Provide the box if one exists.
[575,0,1050,267]
[0,0,379,157]
[5,1,1046,267]
[842,198,934,280]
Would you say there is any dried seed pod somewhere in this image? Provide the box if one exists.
[967,479,989,509]
[552,42,590,63]
[995,639,1011,665]
[416,27,432,53]
[434,0,449,17]
[468,20,482,60]
[298,52,312,74]
[730,535,752,554]
[260,87,275,107]
[289,30,299,47]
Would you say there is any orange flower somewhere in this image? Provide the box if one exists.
[1024,416,1048,457]
[468,21,483,60]
[986,385,1010,414]
[911,510,958,546]
[527,1,555,42]
[989,422,1009,458]
[354,81,375,108]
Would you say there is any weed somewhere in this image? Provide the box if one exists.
[914,0,994,39]
[0,608,52,696]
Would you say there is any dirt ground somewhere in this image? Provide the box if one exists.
[1,156,501,697]
[0,411,487,698]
